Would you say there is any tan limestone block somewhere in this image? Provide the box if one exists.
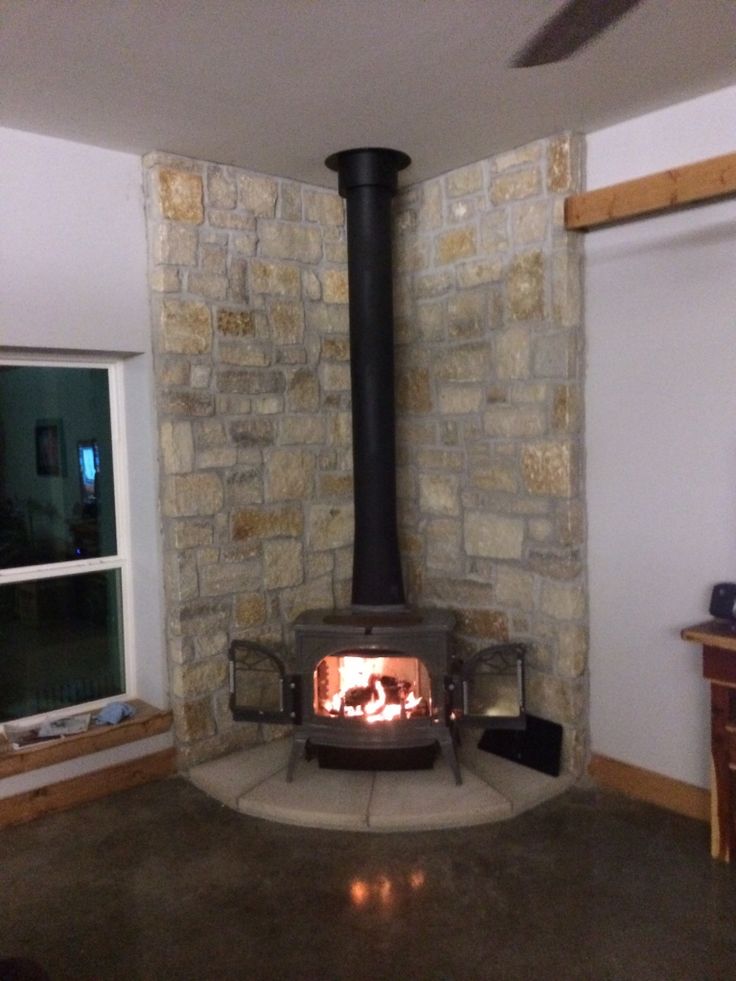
[479,211,510,254]
[522,442,574,497]
[263,539,303,589]
[396,367,432,413]
[469,461,518,494]
[321,337,350,361]
[556,623,588,677]
[540,579,585,620]
[267,300,305,344]
[149,267,181,293]
[250,260,301,297]
[511,201,549,245]
[464,511,524,559]
[265,448,316,501]
[209,211,256,231]
[435,343,491,383]
[279,181,303,221]
[232,506,303,540]
[415,447,464,471]
[456,608,509,641]
[493,142,542,172]
[218,340,270,367]
[286,368,320,412]
[158,359,190,389]
[435,226,477,265]
[495,567,534,610]
[445,162,484,197]
[320,362,350,392]
[552,384,581,433]
[161,299,212,354]
[525,672,585,726]
[258,221,322,263]
[483,405,546,439]
[206,165,236,209]
[490,168,541,204]
[557,500,586,548]
[158,168,204,224]
[308,504,354,549]
[235,593,268,627]
[419,472,460,517]
[425,518,463,572]
[319,473,353,498]
[171,658,228,699]
[200,560,261,597]
[456,259,504,289]
[153,223,198,265]
[163,472,224,517]
[546,134,574,194]
[321,268,349,304]
[187,271,228,300]
[303,189,344,226]
[507,251,545,321]
[418,179,443,230]
[237,173,278,216]
[496,325,531,380]
[172,519,214,550]
[328,412,352,446]
[551,248,582,327]
[279,416,325,445]
[173,698,217,744]
[159,420,194,474]
[164,551,198,603]
[438,386,484,415]
[280,575,336,622]
[415,270,453,298]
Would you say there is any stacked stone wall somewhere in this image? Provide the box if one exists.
[393,134,587,771]
[145,154,354,765]
[144,134,587,772]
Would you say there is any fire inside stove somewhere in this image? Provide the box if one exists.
[315,652,432,723]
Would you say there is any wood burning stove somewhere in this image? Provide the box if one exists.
[229,147,528,782]
[229,629,526,784]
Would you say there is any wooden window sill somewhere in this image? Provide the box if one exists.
[0,700,173,779]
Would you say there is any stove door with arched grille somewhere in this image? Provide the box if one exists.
[229,640,301,725]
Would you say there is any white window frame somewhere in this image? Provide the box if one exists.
[0,351,135,725]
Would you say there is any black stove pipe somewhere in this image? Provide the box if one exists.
[325,147,411,609]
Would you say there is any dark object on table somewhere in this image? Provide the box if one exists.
[709,582,736,620]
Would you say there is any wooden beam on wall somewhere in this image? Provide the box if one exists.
[565,151,736,231]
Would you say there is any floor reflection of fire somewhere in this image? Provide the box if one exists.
[316,653,432,723]
[349,869,427,909]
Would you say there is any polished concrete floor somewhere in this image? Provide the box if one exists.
[1,777,734,981]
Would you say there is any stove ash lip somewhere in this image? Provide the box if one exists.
[325,146,412,611]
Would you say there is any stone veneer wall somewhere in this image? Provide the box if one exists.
[393,134,587,773]
[143,133,586,772]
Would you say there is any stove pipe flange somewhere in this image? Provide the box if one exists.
[325,147,411,611]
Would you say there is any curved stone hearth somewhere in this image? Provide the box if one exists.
[188,733,573,832]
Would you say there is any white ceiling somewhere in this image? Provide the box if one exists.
[2,0,735,189]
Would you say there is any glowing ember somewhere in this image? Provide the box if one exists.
[319,654,428,722]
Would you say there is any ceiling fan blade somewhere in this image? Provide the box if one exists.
[511,0,646,67]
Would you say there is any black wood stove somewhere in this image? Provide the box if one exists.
[229,148,526,782]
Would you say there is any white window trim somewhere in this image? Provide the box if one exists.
[0,351,135,726]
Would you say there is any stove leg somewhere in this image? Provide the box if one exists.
[286,732,308,782]
[438,731,462,785]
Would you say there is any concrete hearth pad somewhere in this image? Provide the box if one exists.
[189,733,573,832]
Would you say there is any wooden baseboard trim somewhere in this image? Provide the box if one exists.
[0,748,176,829]
[589,753,710,822]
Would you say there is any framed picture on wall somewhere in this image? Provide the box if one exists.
[35,418,66,476]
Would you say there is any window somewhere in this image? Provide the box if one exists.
[0,357,130,723]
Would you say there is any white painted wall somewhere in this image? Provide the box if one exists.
[0,127,167,712]
[585,85,736,788]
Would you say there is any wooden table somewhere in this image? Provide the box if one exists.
[681,620,736,862]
